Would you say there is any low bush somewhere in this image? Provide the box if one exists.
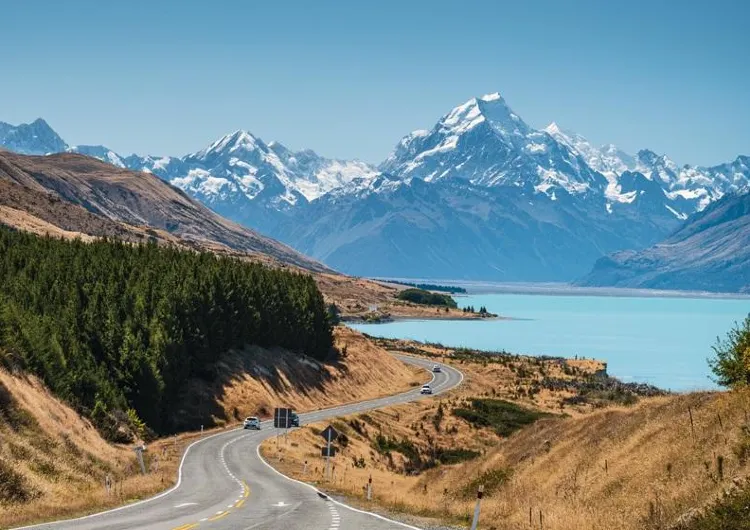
[396,289,457,308]
[436,448,480,465]
[460,467,512,499]
[452,398,550,437]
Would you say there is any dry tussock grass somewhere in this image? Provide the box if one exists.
[214,327,426,422]
[263,348,750,530]
[0,327,422,528]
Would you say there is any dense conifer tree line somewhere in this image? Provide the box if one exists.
[0,226,332,434]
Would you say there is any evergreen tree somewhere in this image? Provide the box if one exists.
[0,226,333,434]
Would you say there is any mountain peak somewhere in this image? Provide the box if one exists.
[544,121,563,134]
[30,117,52,128]
[204,129,263,156]
[439,92,528,140]
[479,92,503,103]
[0,117,68,155]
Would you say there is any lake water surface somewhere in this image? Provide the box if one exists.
[350,293,750,391]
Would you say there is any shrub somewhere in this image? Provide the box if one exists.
[461,468,512,499]
[452,398,550,437]
[396,289,457,308]
[709,315,750,388]
[435,448,480,465]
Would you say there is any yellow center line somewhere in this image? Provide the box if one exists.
[235,499,246,509]
[208,512,229,522]
[171,524,198,530]
[243,481,250,498]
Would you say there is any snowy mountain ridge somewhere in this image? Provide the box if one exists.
[2,93,749,283]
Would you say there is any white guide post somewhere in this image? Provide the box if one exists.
[469,484,484,530]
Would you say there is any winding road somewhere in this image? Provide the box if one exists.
[16,355,463,530]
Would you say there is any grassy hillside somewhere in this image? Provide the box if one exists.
[0,150,326,271]
[0,327,424,528]
[263,339,750,530]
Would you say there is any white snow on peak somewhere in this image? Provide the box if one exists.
[480,92,502,102]
[200,130,261,157]
[440,98,486,135]
[543,123,638,203]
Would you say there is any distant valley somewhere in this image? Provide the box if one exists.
[2,93,748,287]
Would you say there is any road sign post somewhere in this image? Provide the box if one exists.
[319,425,339,481]
[274,407,293,448]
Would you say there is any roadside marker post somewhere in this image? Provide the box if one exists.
[366,475,372,501]
[105,474,112,496]
[134,445,147,475]
[325,428,332,480]
[469,484,484,530]
[303,460,308,475]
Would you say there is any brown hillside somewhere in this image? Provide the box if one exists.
[0,327,424,528]
[263,342,749,530]
[0,149,485,321]
[0,149,326,271]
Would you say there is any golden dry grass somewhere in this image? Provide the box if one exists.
[260,345,610,524]
[0,328,424,528]
[261,344,749,530]
[213,327,427,422]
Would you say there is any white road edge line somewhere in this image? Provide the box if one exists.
[12,356,459,530]
[11,425,241,530]
[254,361,463,530]
[256,441,423,530]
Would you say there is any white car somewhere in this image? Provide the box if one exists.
[420,384,433,395]
[432,365,441,373]
[243,416,261,430]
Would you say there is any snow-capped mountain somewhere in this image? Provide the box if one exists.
[381,93,607,198]
[109,130,380,221]
[543,124,750,214]
[68,145,127,168]
[1,93,748,283]
[0,118,67,155]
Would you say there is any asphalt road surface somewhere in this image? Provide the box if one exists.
[16,355,463,530]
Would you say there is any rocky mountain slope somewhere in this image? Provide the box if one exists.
[2,96,748,282]
[579,190,750,293]
[0,149,327,271]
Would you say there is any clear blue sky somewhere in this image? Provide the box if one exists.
[2,0,748,166]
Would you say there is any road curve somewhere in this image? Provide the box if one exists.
[15,355,463,530]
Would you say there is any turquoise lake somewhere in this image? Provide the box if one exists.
[350,293,750,391]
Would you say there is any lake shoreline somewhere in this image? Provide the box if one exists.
[343,314,510,324]
[374,278,750,300]
[350,291,744,391]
